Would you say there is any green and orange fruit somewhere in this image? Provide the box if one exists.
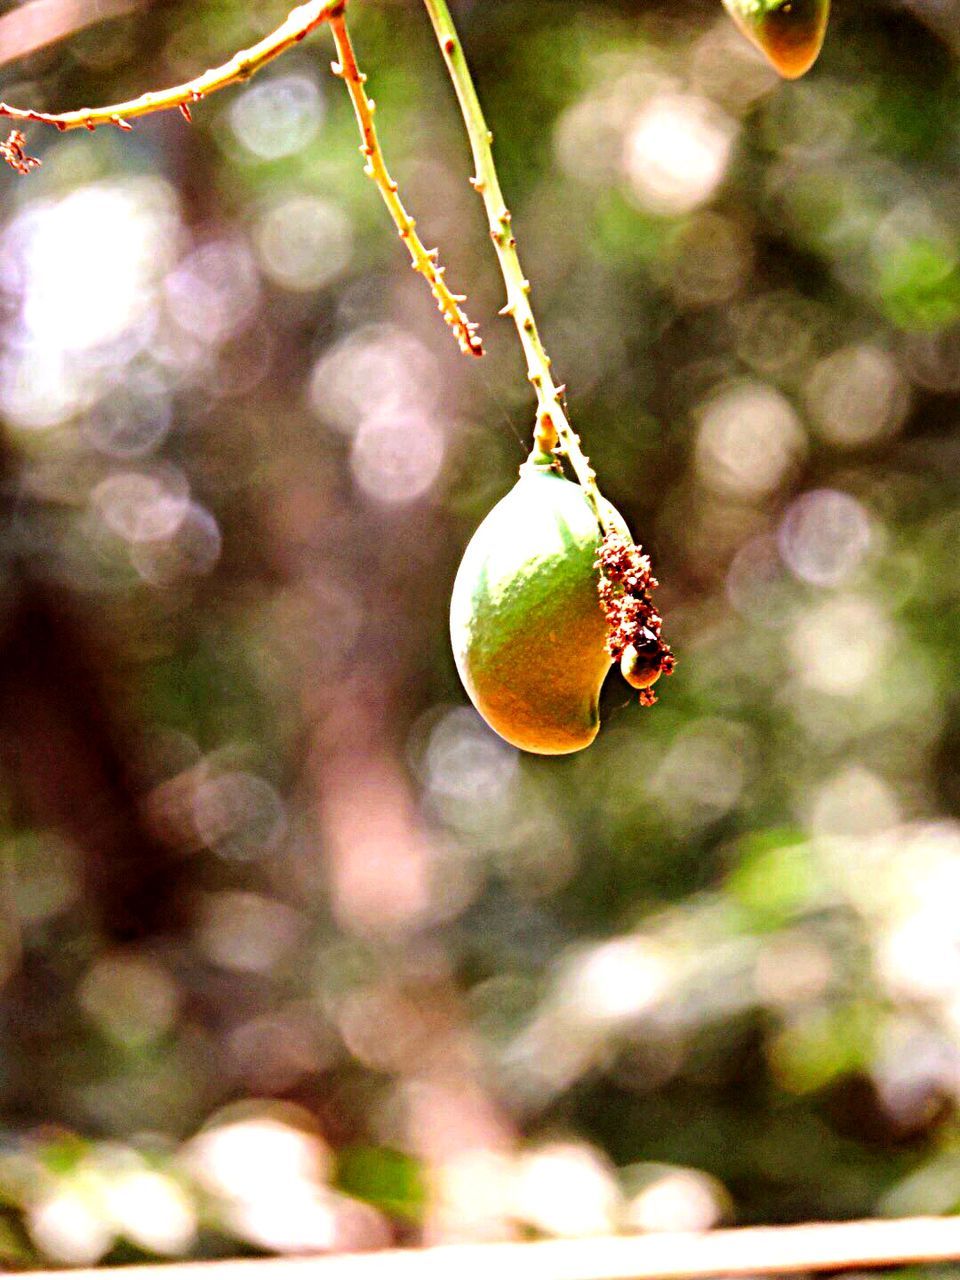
[449,453,628,755]
[722,0,830,79]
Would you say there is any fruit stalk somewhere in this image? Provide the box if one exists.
[420,0,614,534]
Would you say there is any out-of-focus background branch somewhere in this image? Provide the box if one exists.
[0,0,140,69]
[0,0,960,1271]
[26,1215,960,1278]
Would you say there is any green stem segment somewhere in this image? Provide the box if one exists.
[420,0,612,534]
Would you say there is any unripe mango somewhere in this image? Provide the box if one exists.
[449,454,628,755]
[722,0,829,79]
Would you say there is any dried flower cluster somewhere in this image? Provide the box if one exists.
[0,129,39,174]
[597,534,675,705]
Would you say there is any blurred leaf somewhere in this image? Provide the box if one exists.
[335,1147,425,1225]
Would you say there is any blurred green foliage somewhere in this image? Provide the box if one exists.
[0,0,958,1269]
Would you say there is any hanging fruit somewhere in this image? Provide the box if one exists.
[721,0,830,79]
[450,452,673,755]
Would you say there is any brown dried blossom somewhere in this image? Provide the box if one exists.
[597,533,675,705]
[0,129,39,174]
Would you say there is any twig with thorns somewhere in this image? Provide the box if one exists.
[328,10,482,357]
[0,0,482,358]
[0,0,342,136]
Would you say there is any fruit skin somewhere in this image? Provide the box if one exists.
[722,0,829,79]
[450,454,629,756]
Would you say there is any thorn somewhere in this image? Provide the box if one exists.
[179,103,192,122]
[498,302,515,317]
[112,115,133,131]
[330,60,344,77]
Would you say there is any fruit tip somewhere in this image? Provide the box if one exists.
[722,0,829,79]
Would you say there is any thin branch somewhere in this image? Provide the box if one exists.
[0,0,482,358]
[26,1217,960,1280]
[0,0,343,133]
[328,10,482,358]
[420,0,610,530]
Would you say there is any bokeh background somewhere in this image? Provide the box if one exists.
[0,0,958,1267]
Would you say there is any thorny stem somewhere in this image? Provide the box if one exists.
[420,0,611,533]
[0,0,342,133]
[328,10,482,358]
[0,0,481,358]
